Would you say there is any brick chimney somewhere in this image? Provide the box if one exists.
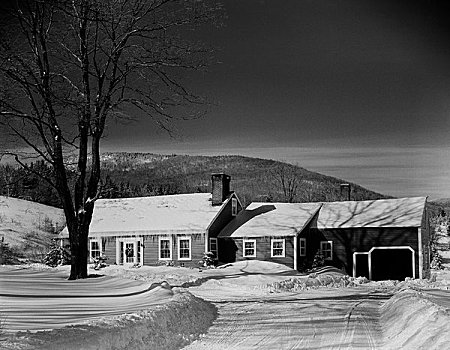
[211,173,231,206]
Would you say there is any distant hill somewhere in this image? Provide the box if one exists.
[0,196,65,262]
[98,152,389,206]
[0,152,390,209]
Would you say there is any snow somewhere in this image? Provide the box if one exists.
[0,266,215,350]
[0,196,65,247]
[219,202,321,238]
[381,289,450,349]
[3,260,450,349]
[59,193,223,237]
[317,196,426,228]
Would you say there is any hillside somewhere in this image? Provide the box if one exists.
[0,196,65,262]
[0,152,389,209]
[98,152,389,206]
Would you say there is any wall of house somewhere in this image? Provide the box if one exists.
[93,233,205,267]
[141,233,205,268]
[303,227,420,277]
[230,236,295,269]
[103,237,116,264]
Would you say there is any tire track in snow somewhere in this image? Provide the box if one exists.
[184,290,387,350]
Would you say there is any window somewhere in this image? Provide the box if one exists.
[159,237,172,260]
[210,237,218,259]
[243,239,256,258]
[178,237,191,260]
[231,198,238,216]
[320,241,333,260]
[299,238,306,257]
[271,239,285,257]
[90,239,101,260]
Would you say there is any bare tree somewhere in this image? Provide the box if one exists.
[270,164,303,203]
[0,0,222,279]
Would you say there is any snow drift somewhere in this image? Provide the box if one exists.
[2,289,216,350]
[381,289,450,349]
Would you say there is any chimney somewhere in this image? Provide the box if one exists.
[340,183,351,201]
[211,173,231,206]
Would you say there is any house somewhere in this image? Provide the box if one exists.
[59,173,243,267]
[217,197,430,280]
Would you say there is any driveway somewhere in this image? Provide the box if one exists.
[184,280,390,350]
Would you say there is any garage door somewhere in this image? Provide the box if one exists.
[370,247,414,281]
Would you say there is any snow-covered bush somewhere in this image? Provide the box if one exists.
[198,251,216,268]
[43,241,70,267]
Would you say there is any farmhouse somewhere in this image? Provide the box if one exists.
[218,197,430,280]
[59,173,243,267]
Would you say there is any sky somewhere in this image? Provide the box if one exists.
[102,0,450,199]
[2,0,450,199]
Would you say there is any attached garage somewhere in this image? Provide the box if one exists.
[314,197,430,280]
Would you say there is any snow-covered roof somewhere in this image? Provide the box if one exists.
[60,193,224,238]
[218,202,322,238]
[316,197,427,229]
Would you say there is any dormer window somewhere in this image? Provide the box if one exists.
[232,198,238,216]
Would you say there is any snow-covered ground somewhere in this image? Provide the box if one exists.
[2,260,450,349]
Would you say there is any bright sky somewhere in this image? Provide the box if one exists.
[103,0,450,199]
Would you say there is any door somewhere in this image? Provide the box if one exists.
[117,238,143,266]
[124,242,136,266]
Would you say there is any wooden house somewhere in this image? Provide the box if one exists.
[59,173,242,267]
[218,197,430,280]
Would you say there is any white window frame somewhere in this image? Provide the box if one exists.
[299,238,306,257]
[231,198,238,216]
[210,237,218,259]
[320,241,333,260]
[90,239,101,261]
[158,237,172,261]
[243,239,256,258]
[271,238,285,257]
[178,236,192,261]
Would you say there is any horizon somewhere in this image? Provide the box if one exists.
[1,0,449,201]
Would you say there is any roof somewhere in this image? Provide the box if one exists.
[218,202,322,238]
[316,197,427,229]
[60,193,224,238]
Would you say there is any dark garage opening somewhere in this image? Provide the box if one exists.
[371,248,413,281]
[355,254,369,279]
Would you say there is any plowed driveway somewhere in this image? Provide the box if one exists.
[184,282,390,350]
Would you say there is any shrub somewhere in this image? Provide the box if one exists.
[198,251,215,268]
[0,242,15,264]
[311,251,325,269]
[43,241,70,267]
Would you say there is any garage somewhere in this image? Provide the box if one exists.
[369,247,415,281]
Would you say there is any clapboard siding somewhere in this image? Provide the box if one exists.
[103,238,116,264]
[233,236,295,269]
[141,234,205,267]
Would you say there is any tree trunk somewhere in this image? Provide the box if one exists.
[68,224,89,280]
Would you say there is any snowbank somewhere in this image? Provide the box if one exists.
[381,289,450,349]
[2,289,216,350]
[266,266,369,292]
